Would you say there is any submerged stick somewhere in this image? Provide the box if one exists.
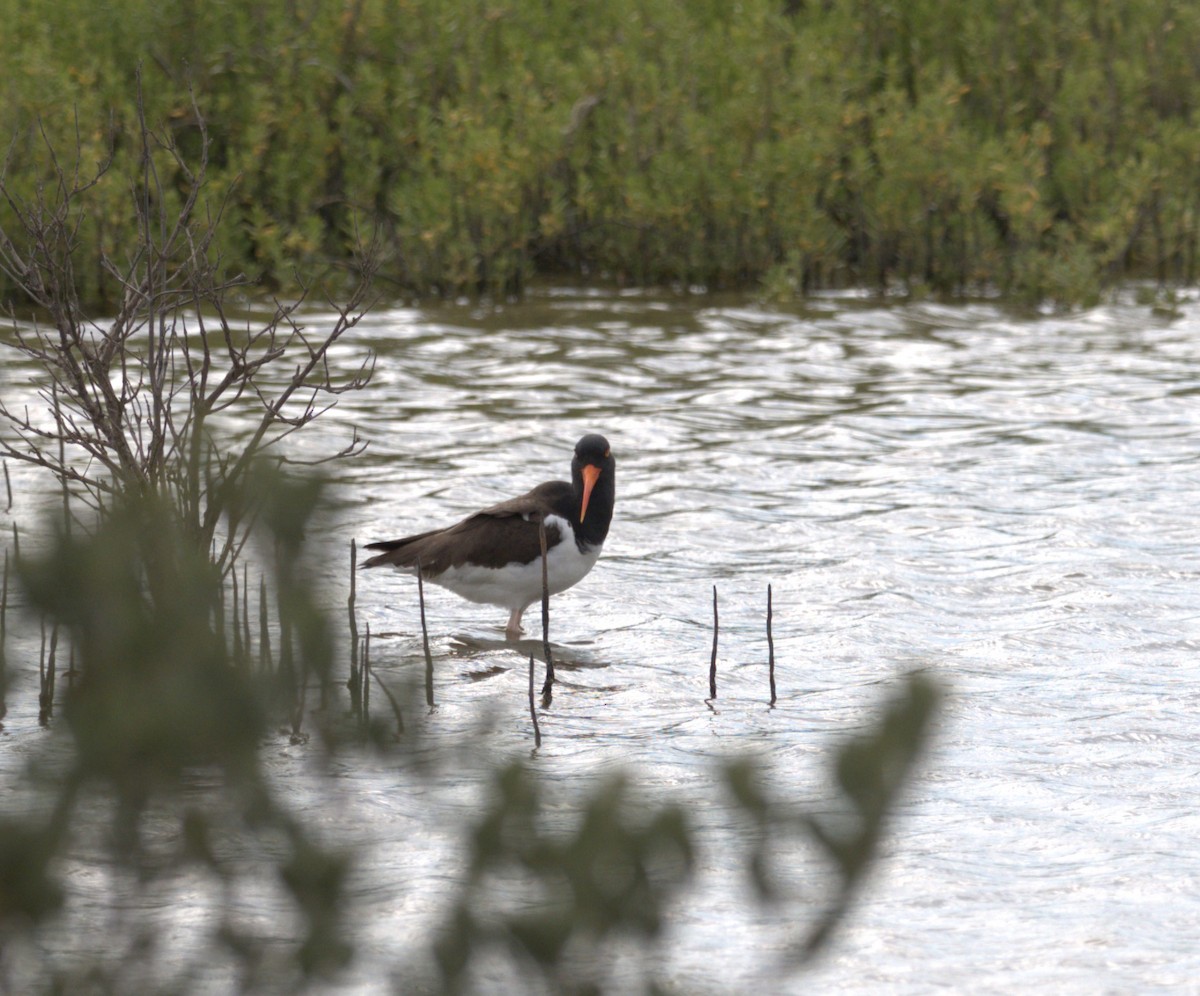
[538,518,554,701]
[230,564,243,666]
[242,562,251,666]
[2,461,10,512]
[347,540,360,698]
[529,654,542,748]
[768,583,777,706]
[709,585,719,699]
[349,623,371,725]
[214,569,228,661]
[372,666,404,736]
[38,621,57,726]
[272,551,306,740]
[56,387,69,535]
[258,575,273,672]
[291,673,308,739]
[417,558,434,707]
[362,621,371,723]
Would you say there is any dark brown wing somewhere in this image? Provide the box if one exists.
[363,481,570,573]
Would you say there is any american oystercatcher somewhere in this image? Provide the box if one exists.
[363,434,615,638]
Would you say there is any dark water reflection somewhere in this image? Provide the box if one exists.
[4,288,1200,990]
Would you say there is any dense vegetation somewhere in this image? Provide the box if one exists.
[3,0,1199,307]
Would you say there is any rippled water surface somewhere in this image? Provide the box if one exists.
[5,289,1200,991]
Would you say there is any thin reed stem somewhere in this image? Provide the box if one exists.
[417,559,434,707]
[348,540,359,669]
[768,583,777,706]
[709,585,718,699]
[538,518,554,701]
[361,621,371,725]
[529,654,542,748]
[39,621,58,726]
[259,574,272,672]
[231,566,243,666]
[242,562,251,665]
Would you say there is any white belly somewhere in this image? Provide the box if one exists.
[431,514,601,611]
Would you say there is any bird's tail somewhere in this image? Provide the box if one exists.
[361,530,440,570]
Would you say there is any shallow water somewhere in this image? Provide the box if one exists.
[4,288,1200,991]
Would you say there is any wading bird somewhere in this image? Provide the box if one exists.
[363,434,616,639]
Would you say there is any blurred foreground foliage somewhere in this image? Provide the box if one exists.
[0,472,941,992]
[0,475,354,991]
[2,0,1199,307]
[434,673,939,993]
[0,56,945,988]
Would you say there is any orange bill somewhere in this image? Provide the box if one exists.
[580,464,601,521]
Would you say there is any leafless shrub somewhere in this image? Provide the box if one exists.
[0,76,376,576]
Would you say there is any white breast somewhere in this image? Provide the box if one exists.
[431,514,602,611]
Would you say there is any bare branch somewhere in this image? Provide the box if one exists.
[0,75,377,576]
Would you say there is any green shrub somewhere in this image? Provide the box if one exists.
[4,0,1198,307]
